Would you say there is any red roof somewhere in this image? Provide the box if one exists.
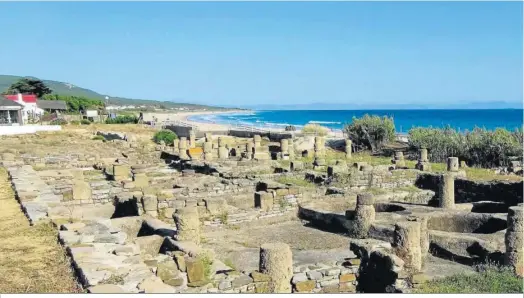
[3,94,37,103]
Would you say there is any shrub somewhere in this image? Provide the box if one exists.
[153,130,177,145]
[302,124,329,136]
[70,120,80,125]
[343,114,396,153]
[285,125,296,131]
[80,119,91,125]
[50,118,68,125]
[105,115,138,124]
[408,126,523,168]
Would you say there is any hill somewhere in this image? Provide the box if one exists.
[0,75,230,110]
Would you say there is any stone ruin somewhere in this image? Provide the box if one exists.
[0,130,522,293]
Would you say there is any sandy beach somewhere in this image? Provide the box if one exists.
[169,110,247,132]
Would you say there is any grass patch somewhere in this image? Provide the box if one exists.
[0,167,81,293]
[218,211,228,224]
[92,135,106,142]
[415,265,523,294]
[100,274,125,285]
[275,175,315,188]
[223,258,237,271]
[367,187,388,195]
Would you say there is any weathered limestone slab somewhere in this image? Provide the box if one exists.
[173,207,201,244]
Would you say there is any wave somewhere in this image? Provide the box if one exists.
[308,121,342,125]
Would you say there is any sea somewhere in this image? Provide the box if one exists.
[189,109,524,133]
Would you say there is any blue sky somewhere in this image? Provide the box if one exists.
[0,1,522,107]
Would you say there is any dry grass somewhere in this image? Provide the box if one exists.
[0,168,81,293]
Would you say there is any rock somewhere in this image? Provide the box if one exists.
[294,280,316,292]
[231,275,253,288]
[186,258,205,283]
[61,222,86,231]
[323,268,341,276]
[339,282,356,293]
[157,261,182,286]
[174,251,187,272]
[73,180,92,201]
[291,273,308,284]
[251,271,271,282]
[87,284,127,293]
[114,245,140,256]
[306,270,323,280]
[339,273,356,283]
[218,280,232,290]
[138,277,176,293]
[322,284,340,293]
[134,235,165,257]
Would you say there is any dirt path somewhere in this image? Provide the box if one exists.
[0,168,81,293]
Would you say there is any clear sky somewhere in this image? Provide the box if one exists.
[0,1,522,107]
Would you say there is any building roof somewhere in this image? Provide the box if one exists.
[0,98,23,110]
[3,94,38,103]
[37,100,68,110]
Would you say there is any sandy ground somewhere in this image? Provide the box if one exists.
[201,220,355,271]
[169,110,241,132]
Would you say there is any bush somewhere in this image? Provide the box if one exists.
[409,126,523,168]
[80,119,91,125]
[50,118,68,125]
[153,130,177,145]
[302,124,329,136]
[105,115,138,124]
[70,120,80,125]
[285,125,296,131]
[343,114,396,152]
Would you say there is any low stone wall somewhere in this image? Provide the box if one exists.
[416,173,523,206]
[307,167,418,190]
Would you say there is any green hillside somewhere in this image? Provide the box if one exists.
[0,75,229,110]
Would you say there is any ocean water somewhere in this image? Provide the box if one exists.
[190,109,524,132]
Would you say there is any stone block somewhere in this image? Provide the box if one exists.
[291,273,308,284]
[294,280,316,292]
[113,164,130,179]
[133,173,149,188]
[174,251,186,272]
[254,191,273,211]
[73,180,92,201]
[186,258,205,283]
[157,261,183,286]
[232,275,254,288]
[306,270,323,280]
[339,273,356,282]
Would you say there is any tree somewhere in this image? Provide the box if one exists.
[4,78,53,98]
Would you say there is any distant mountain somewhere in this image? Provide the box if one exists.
[0,75,230,110]
[240,101,523,110]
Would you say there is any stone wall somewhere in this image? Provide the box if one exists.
[415,173,523,206]
[307,167,419,190]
